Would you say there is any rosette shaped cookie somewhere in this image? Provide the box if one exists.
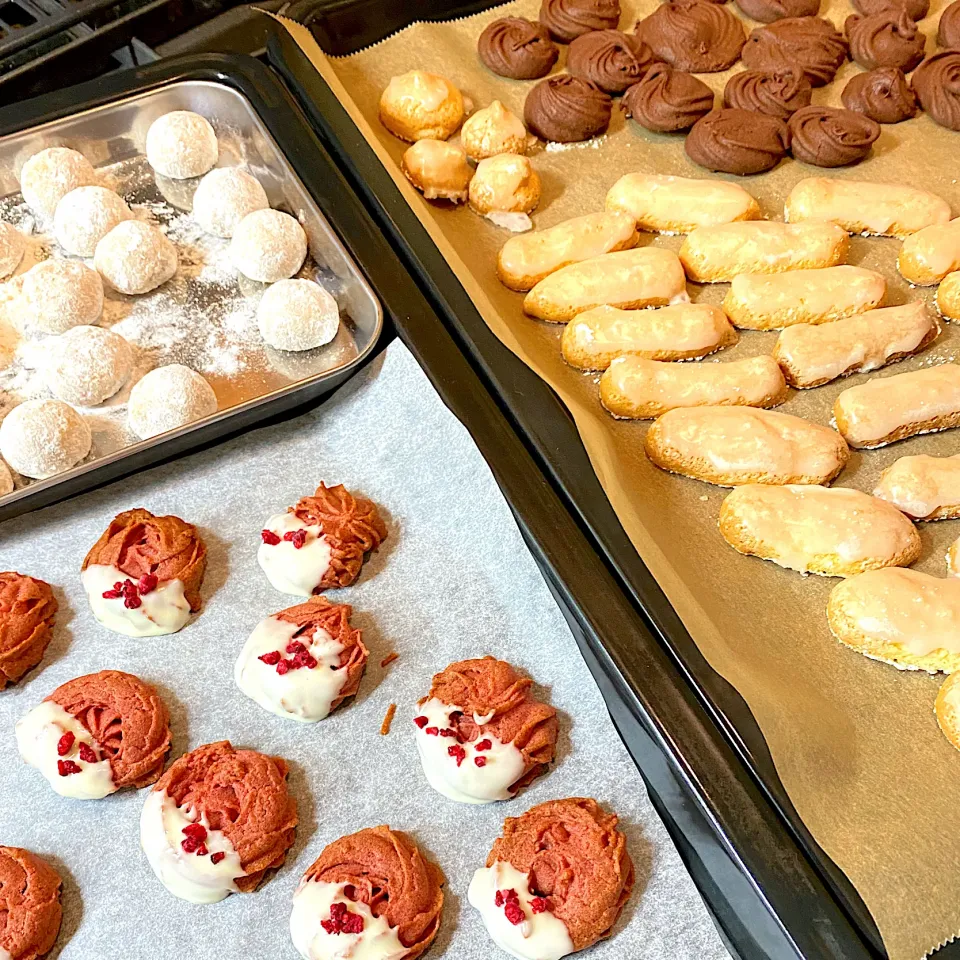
[0,572,57,688]
[788,105,880,166]
[939,1,960,47]
[235,597,368,723]
[414,657,558,804]
[290,827,444,960]
[853,0,928,20]
[469,798,634,959]
[478,17,559,80]
[539,0,621,42]
[0,847,62,960]
[724,67,812,119]
[259,483,387,596]
[81,508,206,637]
[686,109,790,174]
[842,67,918,122]
[912,51,960,131]
[845,11,925,71]
[743,16,849,86]
[635,0,746,72]
[622,64,714,132]
[141,741,298,903]
[735,0,821,23]
[566,30,655,94]
[525,75,613,143]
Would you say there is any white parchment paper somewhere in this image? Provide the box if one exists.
[0,340,728,959]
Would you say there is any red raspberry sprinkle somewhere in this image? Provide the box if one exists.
[124,594,142,609]
[413,716,429,729]
[495,891,505,908]
[448,745,466,767]
[283,529,307,549]
[78,743,98,764]
[138,573,159,594]
[259,651,282,666]
[343,913,364,935]
[101,589,122,599]
[321,901,365,936]
[182,823,208,842]
[425,727,439,736]
[261,529,281,545]
[475,739,493,752]
[57,732,75,756]
[196,844,209,857]
[211,852,225,865]
[121,579,138,596]
[113,581,124,590]
[276,660,290,676]
[530,897,550,915]
[439,728,456,738]
[504,902,525,926]
[57,759,82,777]
[181,836,202,854]
[474,757,487,768]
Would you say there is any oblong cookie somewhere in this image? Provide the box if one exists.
[679,220,849,283]
[936,671,960,751]
[497,211,638,291]
[644,406,849,486]
[774,301,938,388]
[605,173,760,234]
[785,177,952,238]
[873,454,960,520]
[719,484,920,577]
[523,247,687,323]
[561,302,736,370]
[827,568,960,672]
[723,265,885,330]
[938,271,960,321]
[600,355,787,419]
[898,218,960,285]
[834,363,960,448]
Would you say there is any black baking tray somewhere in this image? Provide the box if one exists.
[266,4,918,958]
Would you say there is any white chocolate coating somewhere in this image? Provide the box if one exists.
[468,861,574,960]
[15,700,115,800]
[258,511,332,596]
[874,454,960,519]
[899,218,960,284]
[81,564,190,637]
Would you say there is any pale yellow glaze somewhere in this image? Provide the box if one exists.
[401,140,471,202]
[460,100,527,160]
[384,70,454,112]
[899,218,960,284]
[948,537,960,578]
[469,155,538,215]
[874,454,960,519]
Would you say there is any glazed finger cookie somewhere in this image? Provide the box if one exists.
[561,302,736,371]
[16,670,171,800]
[833,364,960,448]
[81,508,206,637]
[141,740,298,903]
[0,847,62,960]
[722,265,885,330]
[936,671,960,750]
[523,247,687,323]
[259,482,387,596]
[0,572,57,689]
[937,271,960,321]
[873,454,960,520]
[414,657,558,804]
[645,406,849,486]
[605,173,760,234]
[785,178,952,238]
[719,485,920,577]
[235,597,367,723]
[290,826,444,960]
[600,355,787,420]
[774,301,938,389]
[379,71,464,142]
[679,220,849,283]
[468,798,634,960]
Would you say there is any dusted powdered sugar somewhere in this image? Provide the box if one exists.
[0,222,25,279]
[94,220,178,295]
[53,186,132,257]
[43,326,134,407]
[257,279,340,352]
[127,363,217,440]
[19,147,99,220]
[192,167,268,238]
[0,397,91,479]
[145,111,218,181]
[18,260,104,334]
[230,208,307,283]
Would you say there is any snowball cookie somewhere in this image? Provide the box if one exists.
[192,167,269,238]
[379,70,465,141]
[0,572,57,689]
[0,847,62,960]
[291,826,444,960]
[127,364,217,440]
[0,221,25,279]
[15,670,171,800]
[20,259,104,334]
[145,110,218,180]
[141,740,298,903]
[81,507,206,638]
[53,185,132,257]
[229,209,307,283]
[20,146,98,219]
[94,220,177,295]
[42,325,134,407]
[257,279,340,352]
[0,399,91,480]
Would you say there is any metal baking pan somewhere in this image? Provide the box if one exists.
[269,6,900,959]
[0,56,381,523]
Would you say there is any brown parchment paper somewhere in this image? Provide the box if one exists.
[273,4,960,956]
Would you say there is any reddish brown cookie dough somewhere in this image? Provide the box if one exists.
[478,17,559,80]
[154,741,297,892]
[302,826,444,960]
[484,798,634,953]
[0,847,62,960]
[47,670,171,789]
[686,108,790,174]
[81,508,206,611]
[0,573,57,689]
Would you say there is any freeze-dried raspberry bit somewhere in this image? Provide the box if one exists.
[258,651,282,666]
[57,732,75,756]
[530,896,550,914]
[138,573,159,594]
[210,852,225,865]
[448,744,466,767]
[283,529,307,549]
[425,727,439,736]
[475,739,493,752]
[57,759,82,776]
[504,901,525,925]
[261,529,281,545]
[182,823,207,842]
[413,716,429,729]
[474,757,487,768]
[78,742,98,764]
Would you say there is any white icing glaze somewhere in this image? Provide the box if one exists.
[140,789,243,903]
[387,71,451,112]
[258,512,332,596]
[948,537,960,578]
[235,615,347,722]
[900,217,960,282]
[468,861,574,960]
[81,564,189,638]
[414,698,526,805]
[290,879,406,960]
[15,701,115,800]
[488,211,533,232]
[874,454,960,519]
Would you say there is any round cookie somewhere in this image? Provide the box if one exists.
[524,75,613,143]
[842,66,917,122]
[414,657,558,804]
[788,104,881,166]
[235,596,368,722]
[0,222,25,280]
[478,17,559,80]
[53,185,132,258]
[0,572,56,689]
[191,167,269,238]
[469,155,541,230]
[141,740,298,903]
[401,140,473,203]
[853,0,928,19]
[912,51,960,131]
[734,0,821,22]
[259,482,387,595]
[80,507,207,637]
[566,30,655,94]
[742,16,849,87]
[94,220,178,296]
[257,279,340,352]
[686,109,790,174]
[0,399,91,480]
[622,64,715,132]
[461,101,529,161]
[42,325,134,407]
[378,71,464,142]
[0,847,62,960]
[724,67,812,119]
[290,826,444,960]
[230,209,307,284]
[845,11,925,71]
[468,798,634,959]
[20,147,98,220]
[145,111,218,180]
[19,260,103,334]
[16,670,171,800]
[939,0,960,47]
[539,0,620,42]
[127,363,217,440]
[635,0,746,73]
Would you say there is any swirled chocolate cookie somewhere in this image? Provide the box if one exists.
[788,105,880,166]
[686,109,790,174]
[743,16,848,86]
[539,0,620,42]
[913,51,960,130]
[734,0,821,22]
[845,11,925,71]
[852,0,928,20]
[635,0,745,72]
[566,29,656,93]
[842,67,917,122]
[622,64,714,131]
[478,17,559,80]
[525,75,613,142]
[724,67,812,118]
[939,1,960,47]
